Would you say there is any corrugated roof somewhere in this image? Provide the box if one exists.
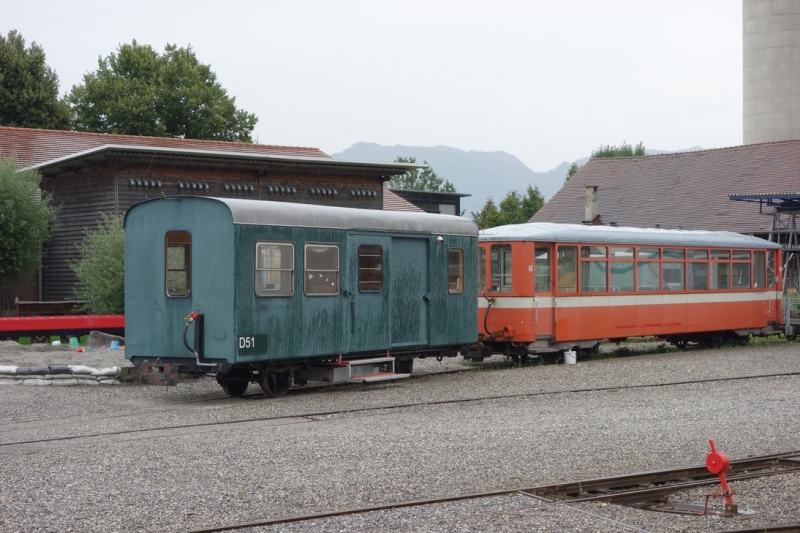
[531,141,800,234]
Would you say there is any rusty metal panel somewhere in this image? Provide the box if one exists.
[138,363,178,386]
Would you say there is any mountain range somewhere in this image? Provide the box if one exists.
[332,143,702,217]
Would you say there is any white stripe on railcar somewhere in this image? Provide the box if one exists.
[478,291,780,309]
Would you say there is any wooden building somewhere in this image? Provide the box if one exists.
[0,127,421,303]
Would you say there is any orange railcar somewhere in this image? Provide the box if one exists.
[474,223,783,361]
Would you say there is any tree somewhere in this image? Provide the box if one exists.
[564,142,646,183]
[67,40,257,142]
[0,158,58,288]
[69,214,125,314]
[0,30,70,129]
[591,141,645,158]
[564,161,581,183]
[388,156,456,192]
[471,185,544,229]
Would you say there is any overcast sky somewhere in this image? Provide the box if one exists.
[3,1,742,172]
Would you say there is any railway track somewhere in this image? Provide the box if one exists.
[179,451,800,533]
[2,369,798,448]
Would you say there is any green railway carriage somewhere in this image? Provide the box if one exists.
[124,196,478,397]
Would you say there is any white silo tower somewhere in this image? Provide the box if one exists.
[743,0,800,144]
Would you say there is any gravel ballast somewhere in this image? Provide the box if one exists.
[0,339,798,532]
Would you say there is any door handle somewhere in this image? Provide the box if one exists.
[423,294,430,302]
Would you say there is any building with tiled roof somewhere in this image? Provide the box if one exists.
[0,127,423,303]
[531,141,800,237]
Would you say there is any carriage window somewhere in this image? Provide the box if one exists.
[732,250,751,289]
[479,247,487,291]
[663,248,684,290]
[256,242,294,297]
[491,244,512,292]
[557,246,577,293]
[304,244,339,296]
[711,249,730,290]
[358,245,382,293]
[165,231,191,298]
[688,249,708,290]
[638,248,660,259]
[535,245,550,291]
[711,262,730,289]
[768,251,776,287]
[448,248,464,294]
[688,262,708,290]
[580,246,607,292]
[663,263,685,290]
[610,247,633,291]
[753,251,765,288]
[732,262,751,289]
[637,261,660,291]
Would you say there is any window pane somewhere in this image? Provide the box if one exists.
[753,251,765,289]
[535,245,550,291]
[256,242,294,297]
[688,262,708,290]
[479,247,487,291]
[663,248,685,260]
[733,250,751,260]
[687,249,707,259]
[490,244,512,292]
[610,247,634,259]
[304,244,339,295]
[581,260,607,292]
[557,246,577,293]
[165,231,190,297]
[448,248,464,294]
[638,248,660,259]
[358,245,382,293]
[711,262,729,289]
[732,262,751,289]
[581,246,607,258]
[610,261,634,291]
[637,262,660,291]
[663,262,684,290]
[711,250,730,260]
[768,251,776,287]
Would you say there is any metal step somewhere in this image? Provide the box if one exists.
[348,372,411,384]
[347,356,395,366]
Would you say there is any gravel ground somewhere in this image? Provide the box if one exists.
[0,338,798,532]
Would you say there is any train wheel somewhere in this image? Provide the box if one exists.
[217,369,250,397]
[260,369,291,398]
[675,339,689,351]
[222,379,249,397]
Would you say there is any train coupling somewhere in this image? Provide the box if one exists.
[138,361,178,386]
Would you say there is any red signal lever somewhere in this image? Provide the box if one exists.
[705,439,737,516]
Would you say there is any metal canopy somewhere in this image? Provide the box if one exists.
[729,193,800,212]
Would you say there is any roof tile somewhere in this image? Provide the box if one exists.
[532,141,800,234]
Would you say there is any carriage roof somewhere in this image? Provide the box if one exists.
[125,196,478,237]
[479,222,782,249]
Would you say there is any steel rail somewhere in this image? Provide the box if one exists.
[180,451,800,533]
[2,371,799,448]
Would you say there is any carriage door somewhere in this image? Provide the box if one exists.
[390,237,430,347]
[534,243,555,337]
[347,235,391,353]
